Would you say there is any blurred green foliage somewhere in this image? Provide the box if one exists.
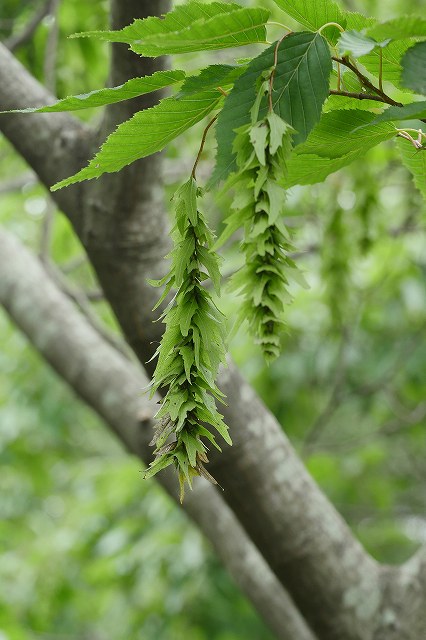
[1,0,426,638]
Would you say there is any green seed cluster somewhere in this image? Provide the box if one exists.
[146,178,230,501]
[218,96,306,362]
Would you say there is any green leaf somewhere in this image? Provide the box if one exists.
[337,30,390,58]
[174,237,196,288]
[271,0,346,32]
[179,346,195,382]
[250,121,268,165]
[52,89,222,190]
[179,178,198,226]
[212,32,332,184]
[267,112,293,154]
[1,71,185,114]
[197,246,222,295]
[367,16,426,42]
[180,432,201,468]
[397,137,426,200]
[293,109,396,159]
[354,101,426,128]
[178,64,246,97]
[179,298,199,337]
[77,3,270,56]
[144,454,175,480]
[401,42,426,95]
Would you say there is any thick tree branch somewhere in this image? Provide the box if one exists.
[0,42,91,230]
[0,227,316,640]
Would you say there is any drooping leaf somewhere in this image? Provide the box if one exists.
[1,71,186,114]
[271,0,346,32]
[367,16,426,42]
[212,32,332,184]
[52,89,222,190]
[75,3,270,56]
[397,137,426,200]
[401,42,426,95]
[354,101,426,128]
[178,64,246,97]
[337,30,390,58]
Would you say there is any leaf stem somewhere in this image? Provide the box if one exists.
[269,31,293,112]
[268,20,293,31]
[191,115,218,179]
[318,21,345,35]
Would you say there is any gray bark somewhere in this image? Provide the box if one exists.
[0,227,316,640]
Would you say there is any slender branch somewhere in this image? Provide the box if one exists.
[0,226,317,640]
[0,43,92,229]
[191,115,218,180]
[43,0,61,94]
[332,55,403,107]
[329,89,394,103]
[4,0,55,52]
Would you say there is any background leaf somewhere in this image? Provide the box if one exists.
[345,12,413,88]
[337,30,390,58]
[397,137,426,199]
[401,41,426,95]
[367,16,426,41]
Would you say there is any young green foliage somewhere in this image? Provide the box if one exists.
[146,178,230,501]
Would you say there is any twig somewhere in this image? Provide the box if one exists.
[302,327,350,451]
[332,55,403,107]
[191,115,218,180]
[5,0,55,52]
[43,0,60,94]
[39,203,55,263]
[329,89,393,103]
